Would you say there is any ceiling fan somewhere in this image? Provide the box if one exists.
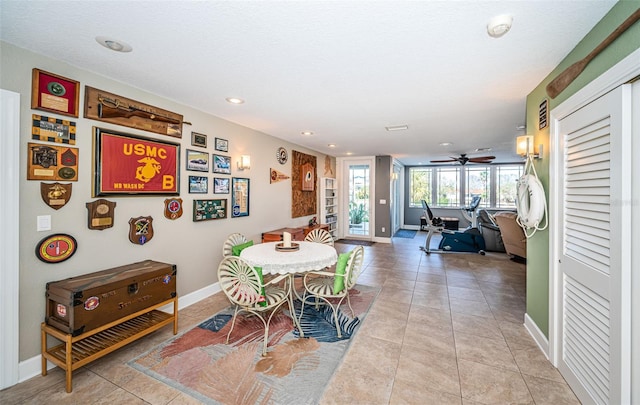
[430,153,495,165]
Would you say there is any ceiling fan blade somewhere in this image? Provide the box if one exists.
[430,159,457,163]
[468,156,495,162]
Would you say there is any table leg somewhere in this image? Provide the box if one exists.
[286,275,304,337]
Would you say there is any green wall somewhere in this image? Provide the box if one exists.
[525,1,640,338]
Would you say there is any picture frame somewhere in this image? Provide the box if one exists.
[191,132,207,148]
[31,68,80,118]
[28,142,79,182]
[231,177,250,217]
[213,177,230,194]
[186,149,210,172]
[215,137,228,152]
[92,127,180,196]
[188,176,208,193]
[213,154,231,174]
[193,199,227,221]
[32,114,76,145]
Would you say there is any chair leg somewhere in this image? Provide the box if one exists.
[226,305,240,344]
[330,304,342,338]
[346,292,355,318]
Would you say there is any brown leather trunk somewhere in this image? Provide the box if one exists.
[46,260,177,336]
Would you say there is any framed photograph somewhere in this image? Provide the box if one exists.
[32,114,76,145]
[214,177,230,194]
[231,177,250,217]
[92,127,179,196]
[186,149,210,172]
[215,138,228,152]
[31,68,80,118]
[213,154,231,174]
[193,199,227,221]
[191,132,207,148]
[188,176,208,193]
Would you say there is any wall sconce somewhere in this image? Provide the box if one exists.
[237,155,251,170]
[516,135,542,159]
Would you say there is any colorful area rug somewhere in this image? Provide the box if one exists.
[129,285,379,404]
[393,229,417,239]
[334,239,375,246]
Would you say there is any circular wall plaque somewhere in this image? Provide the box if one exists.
[35,233,77,263]
[276,147,288,164]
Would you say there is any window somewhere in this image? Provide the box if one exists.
[496,165,524,208]
[466,167,490,208]
[408,164,524,209]
[436,167,460,207]
[408,167,432,207]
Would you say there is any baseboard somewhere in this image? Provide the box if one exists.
[372,236,391,244]
[18,281,221,384]
[524,312,549,359]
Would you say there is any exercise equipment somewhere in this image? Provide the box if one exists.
[461,195,482,229]
[419,200,485,255]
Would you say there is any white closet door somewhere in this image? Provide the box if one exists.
[556,85,631,405]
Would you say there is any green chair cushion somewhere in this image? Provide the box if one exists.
[232,240,254,256]
[254,266,267,307]
[333,252,351,293]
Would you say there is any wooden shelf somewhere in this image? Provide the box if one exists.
[41,298,177,393]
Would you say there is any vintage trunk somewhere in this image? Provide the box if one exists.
[46,260,177,336]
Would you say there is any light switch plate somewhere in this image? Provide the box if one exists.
[37,215,51,232]
[379,199,386,204]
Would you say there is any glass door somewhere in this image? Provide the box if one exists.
[344,160,371,239]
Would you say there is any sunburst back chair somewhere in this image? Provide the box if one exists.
[217,256,289,355]
[222,233,248,257]
[298,245,364,338]
[304,228,334,246]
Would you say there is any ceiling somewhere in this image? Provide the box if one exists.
[0,1,617,165]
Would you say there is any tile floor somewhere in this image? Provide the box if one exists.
[1,232,580,404]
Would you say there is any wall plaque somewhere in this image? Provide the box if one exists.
[40,182,72,210]
[128,216,154,245]
[27,143,79,181]
[86,199,116,230]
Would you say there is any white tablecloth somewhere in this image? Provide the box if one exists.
[240,241,337,275]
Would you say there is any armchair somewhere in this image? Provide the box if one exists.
[494,212,526,260]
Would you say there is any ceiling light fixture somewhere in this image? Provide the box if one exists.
[439,142,452,147]
[225,97,245,104]
[301,131,314,136]
[475,147,492,152]
[95,36,132,52]
[487,14,513,38]
[328,144,336,148]
[385,125,408,131]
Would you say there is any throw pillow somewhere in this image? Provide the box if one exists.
[231,240,254,256]
[333,252,351,293]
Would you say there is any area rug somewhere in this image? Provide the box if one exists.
[333,239,375,246]
[128,285,379,405]
[393,229,417,239]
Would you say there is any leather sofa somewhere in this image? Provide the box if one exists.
[493,212,527,260]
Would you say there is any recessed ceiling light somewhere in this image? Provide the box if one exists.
[385,125,408,131]
[328,144,336,148]
[301,131,314,136]
[346,152,353,155]
[95,36,132,52]
[487,14,513,38]
[225,97,245,104]
[439,142,452,146]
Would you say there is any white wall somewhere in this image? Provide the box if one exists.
[0,41,334,361]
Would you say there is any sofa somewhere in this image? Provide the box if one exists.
[493,212,527,260]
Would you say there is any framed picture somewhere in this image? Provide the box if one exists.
[213,154,231,174]
[193,199,227,221]
[188,176,208,193]
[186,149,210,172]
[191,132,207,148]
[92,127,179,196]
[215,137,228,152]
[214,177,230,194]
[231,177,250,217]
[31,68,80,118]
[32,114,76,145]
[28,142,79,181]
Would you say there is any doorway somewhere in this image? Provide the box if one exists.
[340,158,374,240]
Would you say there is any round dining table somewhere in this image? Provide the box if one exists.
[240,241,338,337]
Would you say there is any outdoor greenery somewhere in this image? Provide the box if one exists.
[349,202,369,225]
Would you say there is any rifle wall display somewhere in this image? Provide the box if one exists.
[84,86,183,138]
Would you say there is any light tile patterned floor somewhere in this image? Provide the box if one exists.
[1,233,580,404]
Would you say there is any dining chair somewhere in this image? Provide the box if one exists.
[222,233,247,257]
[217,256,289,355]
[298,245,364,338]
[304,228,334,246]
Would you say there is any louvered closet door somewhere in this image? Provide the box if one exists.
[557,85,631,405]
